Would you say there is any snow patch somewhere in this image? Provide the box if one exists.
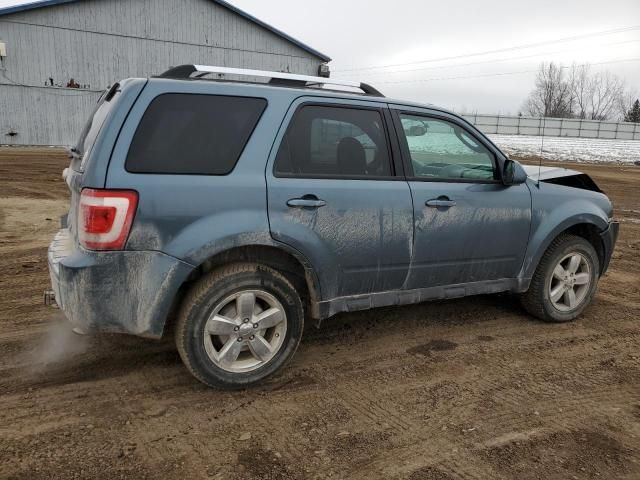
[489,134,640,164]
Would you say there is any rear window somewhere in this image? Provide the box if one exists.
[125,94,267,175]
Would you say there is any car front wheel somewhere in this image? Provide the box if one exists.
[520,234,600,322]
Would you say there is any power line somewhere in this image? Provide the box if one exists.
[377,68,540,84]
[374,57,640,85]
[333,26,640,73]
[334,39,640,79]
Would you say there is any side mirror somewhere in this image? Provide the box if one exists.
[407,125,427,136]
[502,159,527,186]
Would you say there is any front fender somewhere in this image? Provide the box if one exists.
[519,184,611,282]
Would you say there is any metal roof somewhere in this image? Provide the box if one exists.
[0,0,332,62]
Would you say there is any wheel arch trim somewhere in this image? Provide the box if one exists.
[520,213,609,281]
[167,237,323,331]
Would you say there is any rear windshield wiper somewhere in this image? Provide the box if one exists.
[104,82,120,102]
[65,146,83,160]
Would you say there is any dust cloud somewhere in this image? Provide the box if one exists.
[22,315,90,372]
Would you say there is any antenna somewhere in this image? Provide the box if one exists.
[537,116,546,188]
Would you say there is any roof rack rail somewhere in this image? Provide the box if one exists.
[157,64,384,97]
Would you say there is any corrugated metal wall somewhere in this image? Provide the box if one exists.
[1,83,101,146]
[0,0,325,145]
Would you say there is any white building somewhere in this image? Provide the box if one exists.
[0,0,330,145]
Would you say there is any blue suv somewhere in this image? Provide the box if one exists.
[46,65,619,388]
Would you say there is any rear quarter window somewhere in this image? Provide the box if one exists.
[125,93,267,175]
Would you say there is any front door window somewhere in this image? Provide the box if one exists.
[399,114,496,181]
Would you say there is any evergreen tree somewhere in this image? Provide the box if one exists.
[624,99,640,123]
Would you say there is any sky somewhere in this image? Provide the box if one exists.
[1,0,639,114]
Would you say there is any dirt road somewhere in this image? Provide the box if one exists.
[1,148,639,480]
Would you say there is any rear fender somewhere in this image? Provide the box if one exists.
[164,224,323,317]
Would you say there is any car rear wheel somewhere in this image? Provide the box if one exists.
[175,263,304,388]
[520,234,600,322]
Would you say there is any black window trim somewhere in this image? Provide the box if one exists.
[272,101,403,181]
[125,92,268,176]
[390,109,504,184]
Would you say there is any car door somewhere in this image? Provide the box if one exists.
[391,108,532,289]
[266,98,414,300]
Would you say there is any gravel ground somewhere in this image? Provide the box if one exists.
[1,147,639,480]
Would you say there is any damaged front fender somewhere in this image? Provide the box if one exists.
[522,165,602,193]
[519,174,613,282]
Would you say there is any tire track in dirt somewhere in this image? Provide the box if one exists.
[336,385,416,432]
[331,324,640,479]
[346,383,639,480]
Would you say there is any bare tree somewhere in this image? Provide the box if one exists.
[526,62,629,120]
[524,62,573,118]
[617,88,639,121]
[585,71,625,120]
[568,63,590,119]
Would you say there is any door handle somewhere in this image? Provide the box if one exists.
[287,196,327,208]
[425,196,456,208]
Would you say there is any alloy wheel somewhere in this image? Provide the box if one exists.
[548,252,592,312]
[203,290,287,373]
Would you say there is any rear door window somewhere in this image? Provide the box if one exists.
[126,94,267,175]
[274,105,392,178]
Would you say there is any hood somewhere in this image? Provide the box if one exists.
[521,165,583,181]
[521,165,602,193]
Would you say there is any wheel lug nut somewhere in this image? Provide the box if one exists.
[243,318,249,323]
[234,326,240,331]
[253,324,258,328]
[237,337,243,342]
[250,335,255,340]
[275,333,280,338]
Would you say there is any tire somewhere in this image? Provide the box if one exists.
[520,234,600,322]
[175,263,304,389]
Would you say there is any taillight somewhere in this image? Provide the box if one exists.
[78,189,138,250]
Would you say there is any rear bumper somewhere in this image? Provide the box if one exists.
[599,221,619,275]
[47,229,194,338]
